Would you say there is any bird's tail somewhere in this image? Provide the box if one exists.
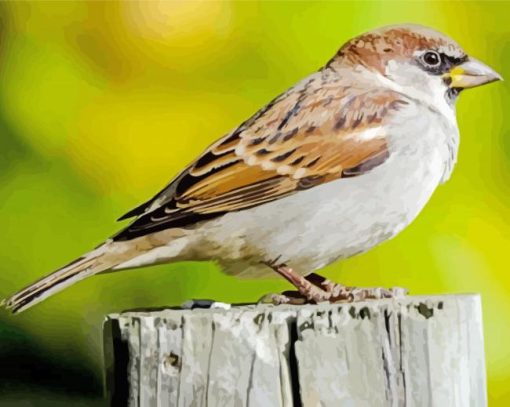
[1,241,124,314]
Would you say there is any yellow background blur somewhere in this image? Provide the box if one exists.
[0,1,508,405]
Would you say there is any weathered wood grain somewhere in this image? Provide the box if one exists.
[103,295,486,407]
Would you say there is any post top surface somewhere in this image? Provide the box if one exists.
[105,293,481,321]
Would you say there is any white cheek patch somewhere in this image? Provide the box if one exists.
[384,61,447,100]
[386,60,431,86]
[385,60,406,80]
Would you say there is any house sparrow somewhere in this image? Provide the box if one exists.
[2,24,502,313]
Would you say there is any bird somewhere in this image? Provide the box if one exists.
[2,23,502,313]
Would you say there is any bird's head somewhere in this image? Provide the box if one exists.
[328,24,502,105]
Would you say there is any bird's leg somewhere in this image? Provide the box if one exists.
[265,264,333,303]
[259,264,327,305]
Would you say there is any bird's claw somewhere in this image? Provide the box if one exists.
[258,292,307,305]
[326,285,408,303]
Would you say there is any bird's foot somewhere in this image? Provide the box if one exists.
[263,264,408,305]
[306,273,407,302]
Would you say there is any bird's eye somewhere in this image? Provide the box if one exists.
[422,51,441,67]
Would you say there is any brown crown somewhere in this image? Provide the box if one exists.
[327,25,465,73]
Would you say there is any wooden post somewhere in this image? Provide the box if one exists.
[103,294,486,407]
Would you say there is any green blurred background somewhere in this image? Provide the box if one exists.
[0,1,508,405]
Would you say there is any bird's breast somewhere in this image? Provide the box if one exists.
[197,118,457,277]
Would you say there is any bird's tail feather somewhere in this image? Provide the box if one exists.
[2,242,121,314]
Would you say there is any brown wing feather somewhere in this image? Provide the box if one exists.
[114,72,409,241]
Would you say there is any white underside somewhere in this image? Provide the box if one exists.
[114,96,459,279]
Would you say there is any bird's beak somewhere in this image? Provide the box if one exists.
[446,57,503,89]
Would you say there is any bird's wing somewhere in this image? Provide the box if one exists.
[114,75,410,241]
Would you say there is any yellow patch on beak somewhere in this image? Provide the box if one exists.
[445,58,502,89]
[448,66,465,82]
